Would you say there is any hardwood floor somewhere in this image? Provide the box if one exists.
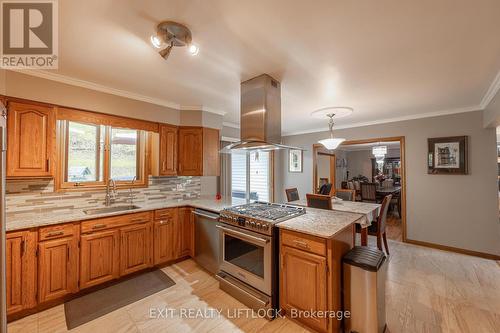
[8,241,500,333]
[386,212,403,242]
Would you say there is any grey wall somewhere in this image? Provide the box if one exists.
[277,111,500,256]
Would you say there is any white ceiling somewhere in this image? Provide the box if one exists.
[34,0,500,134]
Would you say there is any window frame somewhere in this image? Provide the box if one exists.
[229,150,274,203]
[56,120,148,191]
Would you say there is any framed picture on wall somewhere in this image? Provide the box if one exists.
[427,136,468,174]
[288,149,303,173]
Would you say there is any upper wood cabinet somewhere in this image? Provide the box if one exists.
[80,229,120,289]
[159,124,178,176]
[38,233,79,303]
[120,222,153,276]
[6,230,37,315]
[7,101,55,178]
[280,245,328,332]
[178,127,220,176]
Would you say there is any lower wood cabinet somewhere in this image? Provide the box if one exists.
[6,231,37,315]
[281,245,328,332]
[153,211,176,265]
[120,222,153,276]
[176,207,194,258]
[80,229,120,289]
[38,236,79,303]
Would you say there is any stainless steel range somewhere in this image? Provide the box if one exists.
[216,202,305,317]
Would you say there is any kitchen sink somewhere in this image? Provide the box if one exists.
[83,205,142,215]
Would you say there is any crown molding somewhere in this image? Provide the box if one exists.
[8,69,227,116]
[180,105,226,116]
[222,121,240,129]
[282,105,481,136]
[480,69,500,109]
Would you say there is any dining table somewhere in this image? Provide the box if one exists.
[291,197,381,246]
[376,185,401,195]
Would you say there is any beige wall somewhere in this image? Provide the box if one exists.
[4,70,181,124]
[277,110,500,256]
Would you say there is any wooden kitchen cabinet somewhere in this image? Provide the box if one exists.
[38,235,79,303]
[80,229,120,289]
[280,227,353,333]
[178,127,220,176]
[7,101,55,177]
[159,124,178,176]
[281,245,328,332]
[176,207,194,258]
[6,230,37,315]
[153,208,177,265]
[120,222,153,276]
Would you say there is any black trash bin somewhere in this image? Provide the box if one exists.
[343,246,387,333]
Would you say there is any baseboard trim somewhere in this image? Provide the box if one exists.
[405,238,500,260]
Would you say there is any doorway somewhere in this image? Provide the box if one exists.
[338,137,406,242]
[313,144,336,195]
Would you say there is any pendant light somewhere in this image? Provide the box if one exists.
[318,113,346,150]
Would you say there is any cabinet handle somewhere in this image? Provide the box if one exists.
[67,247,70,262]
[46,231,64,238]
[131,218,147,223]
[92,224,106,229]
[292,240,310,249]
[46,158,50,172]
[162,161,166,171]
[159,220,169,225]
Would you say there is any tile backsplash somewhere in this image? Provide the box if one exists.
[6,176,201,215]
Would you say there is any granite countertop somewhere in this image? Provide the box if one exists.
[6,196,239,231]
[276,207,365,239]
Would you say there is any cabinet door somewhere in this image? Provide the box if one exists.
[6,231,37,315]
[178,127,203,176]
[153,212,177,265]
[202,128,220,177]
[120,223,152,276]
[159,124,178,176]
[38,237,78,303]
[80,230,120,289]
[177,207,194,258]
[280,246,328,332]
[7,101,54,177]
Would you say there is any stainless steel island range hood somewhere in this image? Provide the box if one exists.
[224,74,303,152]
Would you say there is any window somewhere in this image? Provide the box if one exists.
[58,120,147,189]
[230,151,273,203]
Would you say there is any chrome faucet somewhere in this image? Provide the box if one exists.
[105,178,117,206]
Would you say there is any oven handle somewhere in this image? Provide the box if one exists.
[216,225,270,245]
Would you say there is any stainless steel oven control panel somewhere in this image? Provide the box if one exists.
[218,213,272,235]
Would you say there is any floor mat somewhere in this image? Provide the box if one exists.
[64,269,175,329]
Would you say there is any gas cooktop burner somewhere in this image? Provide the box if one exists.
[225,202,305,221]
[219,202,306,235]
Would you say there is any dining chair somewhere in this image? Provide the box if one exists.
[306,193,332,210]
[335,189,356,201]
[355,194,392,254]
[285,188,300,202]
[318,183,333,196]
[360,183,378,202]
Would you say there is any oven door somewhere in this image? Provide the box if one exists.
[217,224,272,296]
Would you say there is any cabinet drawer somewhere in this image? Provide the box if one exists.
[81,211,152,234]
[154,208,177,221]
[281,230,326,256]
[39,223,76,241]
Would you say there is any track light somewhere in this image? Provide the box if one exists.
[150,21,199,61]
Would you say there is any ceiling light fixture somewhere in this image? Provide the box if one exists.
[311,107,352,150]
[150,21,199,60]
